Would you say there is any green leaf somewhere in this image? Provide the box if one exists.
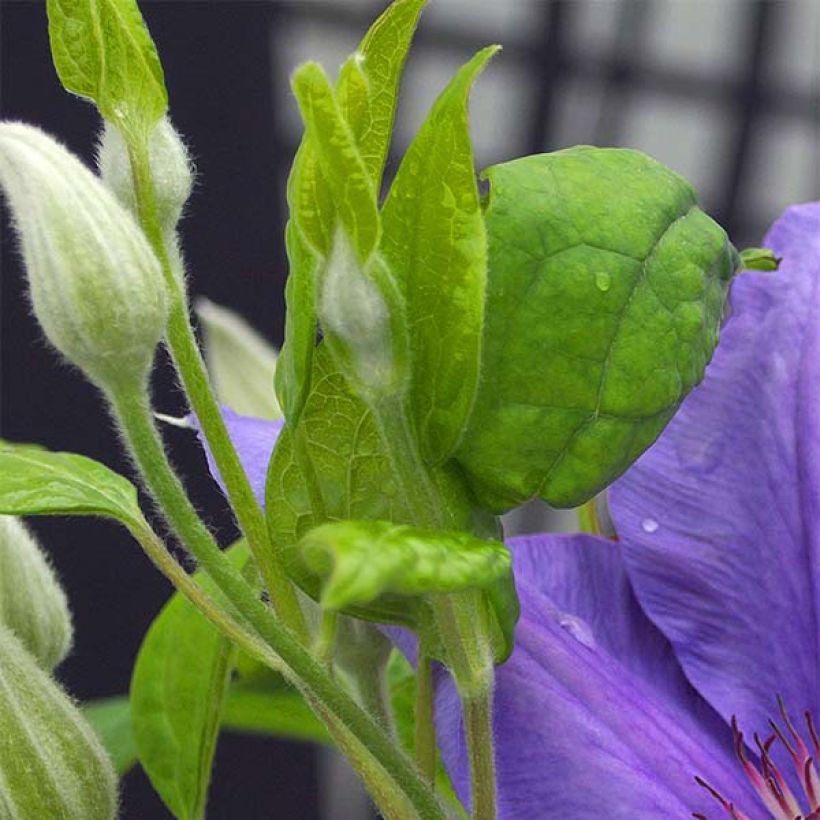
[83,696,138,775]
[46,0,167,141]
[276,0,424,423]
[339,0,426,189]
[267,345,483,627]
[291,63,380,264]
[222,679,329,745]
[196,298,282,421]
[382,47,497,463]
[386,651,467,818]
[130,542,249,820]
[299,519,512,611]
[0,442,143,527]
[739,246,780,272]
[455,147,739,511]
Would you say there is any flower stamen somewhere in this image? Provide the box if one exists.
[694,701,819,819]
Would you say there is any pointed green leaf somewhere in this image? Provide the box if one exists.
[382,47,498,462]
[0,442,143,527]
[196,298,282,421]
[46,0,167,141]
[276,0,424,423]
[130,542,249,820]
[455,147,739,511]
[291,63,380,264]
[300,519,511,613]
[339,0,426,189]
[83,696,138,776]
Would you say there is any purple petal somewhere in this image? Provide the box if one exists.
[509,533,726,740]
[610,203,820,739]
[438,580,760,819]
[194,408,283,506]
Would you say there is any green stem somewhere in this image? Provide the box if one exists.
[463,691,497,820]
[314,609,338,667]
[126,518,280,671]
[128,141,306,640]
[368,396,498,818]
[415,646,436,785]
[109,381,444,820]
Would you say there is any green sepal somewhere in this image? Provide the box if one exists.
[739,246,780,272]
[381,46,498,463]
[46,0,167,143]
[130,542,249,820]
[0,441,144,528]
[299,519,512,611]
[0,626,117,820]
[456,147,739,511]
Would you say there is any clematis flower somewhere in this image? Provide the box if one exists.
[201,202,819,818]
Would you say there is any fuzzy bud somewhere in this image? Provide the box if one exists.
[0,625,118,819]
[319,229,408,400]
[0,516,72,671]
[98,117,193,236]
[0,123,168,392]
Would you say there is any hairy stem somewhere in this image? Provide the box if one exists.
[128,140,306,640]
[110,382,444,820]
[415,648,436,785]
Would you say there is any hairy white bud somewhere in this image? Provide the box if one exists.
[319,229,407,398]
[0,123,168,391]
[0,626,117,819]
[98,116,193,236]
[0,516,72,671]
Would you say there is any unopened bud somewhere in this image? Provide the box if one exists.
[0,516,72,671]
[319,229,408,400]
[98,117,193,236]
[0,123,168,392]
[0,625,118,819]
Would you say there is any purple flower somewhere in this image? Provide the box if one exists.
[436,202,820,819]
[192,407,283,507]
[204,203,820,818]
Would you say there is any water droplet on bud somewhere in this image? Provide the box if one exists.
[595,271,611,292]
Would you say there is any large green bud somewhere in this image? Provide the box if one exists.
[455,147,739,511]
[0,625,117,819]
[0,516,72,671]
[0,123,168,394]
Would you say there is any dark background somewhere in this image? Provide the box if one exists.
[1,1,817,817]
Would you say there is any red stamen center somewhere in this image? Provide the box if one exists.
[694,699,819,819]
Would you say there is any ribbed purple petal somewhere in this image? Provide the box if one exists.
[194,408,283,506]
[610,203,820,740]
[509,533,726,741]
[437,580,760,819]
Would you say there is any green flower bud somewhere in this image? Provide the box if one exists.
[0,123,168,392]
[98,117,193,236]
[456,147,739,511]
[0,625,117,819]
[0,516,72,671]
